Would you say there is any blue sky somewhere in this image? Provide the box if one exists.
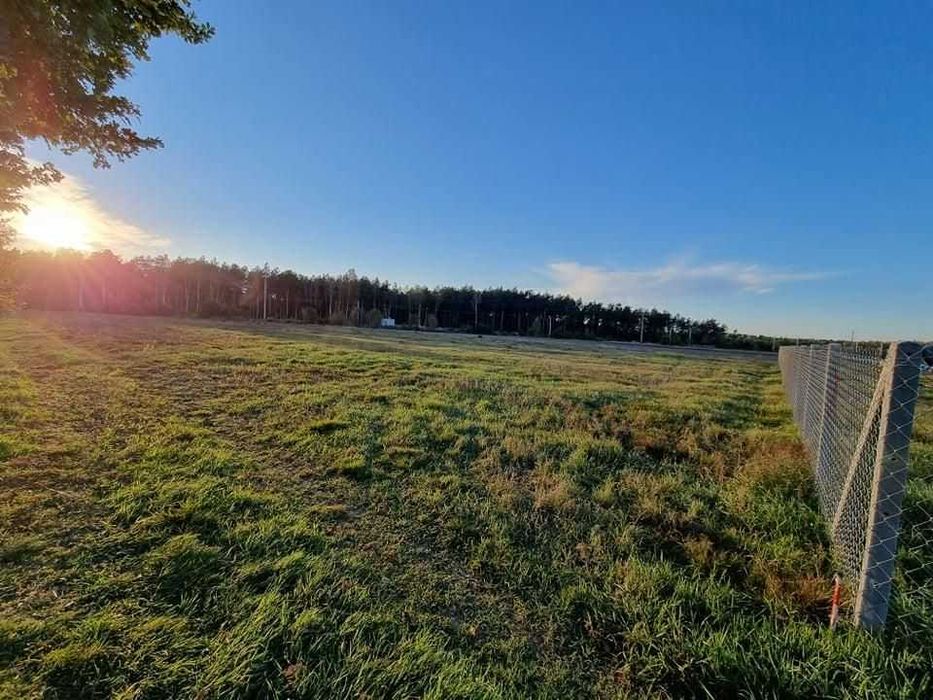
[21,1,933,339]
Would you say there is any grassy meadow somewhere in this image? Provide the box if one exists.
[1,313,930,698]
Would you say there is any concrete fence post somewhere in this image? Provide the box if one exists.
[854,342,923,629]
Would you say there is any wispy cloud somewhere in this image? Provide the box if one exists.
[547,258,828,305]
[12,170,169,254]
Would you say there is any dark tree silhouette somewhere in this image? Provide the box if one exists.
[6,248,805,351]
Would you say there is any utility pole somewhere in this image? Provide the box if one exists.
[639,313,645,343]
[688,324,692,346]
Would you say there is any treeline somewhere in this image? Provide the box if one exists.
[8,249,797,350]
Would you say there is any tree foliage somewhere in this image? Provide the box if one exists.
[0,0,213,213]
[0,218,13,306]
[6,248,805,350]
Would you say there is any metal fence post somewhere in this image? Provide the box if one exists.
[854,341,923,629]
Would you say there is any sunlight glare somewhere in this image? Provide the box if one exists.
[20,201,92,251]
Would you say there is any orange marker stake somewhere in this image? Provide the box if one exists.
[829,574,842,629]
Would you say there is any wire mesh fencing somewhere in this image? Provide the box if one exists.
[895,363,933,626]
[778,341,933,629]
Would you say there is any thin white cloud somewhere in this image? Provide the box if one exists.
[12,170,169,254]
[548,258,828,305]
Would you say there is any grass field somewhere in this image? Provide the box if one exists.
[1,314,930,698]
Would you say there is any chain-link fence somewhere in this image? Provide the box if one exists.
[895,362,933,627]
[778,341,933,629]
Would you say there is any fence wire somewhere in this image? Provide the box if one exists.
[779,341,933,628]
[894,364,933,624]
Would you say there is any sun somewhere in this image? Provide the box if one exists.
[19,202,92,251]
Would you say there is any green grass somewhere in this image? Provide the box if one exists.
[0,313,930,698]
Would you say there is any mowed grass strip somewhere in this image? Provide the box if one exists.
[0,313,930,699]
